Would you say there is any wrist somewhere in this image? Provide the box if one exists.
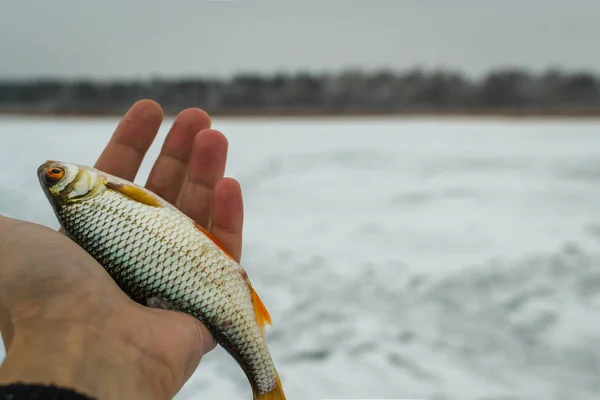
[0,318,173,400]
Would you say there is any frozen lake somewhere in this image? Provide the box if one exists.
[1,115,600,399]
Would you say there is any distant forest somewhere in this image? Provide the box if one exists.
[1,68,600,116]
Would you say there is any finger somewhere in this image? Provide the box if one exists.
[94,99,164,181]
[210,178,244,262]
[145,108,211,204]
[178,130,228,229]
[181,318,217,382]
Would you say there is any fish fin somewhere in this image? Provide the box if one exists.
[192,222,272,332]
[105,181,164,208]
[193,222,235,260]
[193,220,272,333]
[146,297,177,311]
[247,279,272,333]
[253,374,286,400]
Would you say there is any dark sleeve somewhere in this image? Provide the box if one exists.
[0,383,95,400]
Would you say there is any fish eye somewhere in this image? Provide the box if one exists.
[45,166,65,185]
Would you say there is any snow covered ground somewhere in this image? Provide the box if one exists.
[1,115,599,399]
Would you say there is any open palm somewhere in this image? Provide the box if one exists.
[0,100,244,399]
[93,98,245,382]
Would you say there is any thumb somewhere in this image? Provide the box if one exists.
[145,306,217,390]
[184,316,218,382]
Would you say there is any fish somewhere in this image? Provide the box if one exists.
[37,160,286,400]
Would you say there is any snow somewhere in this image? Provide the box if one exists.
[1,115,600,399]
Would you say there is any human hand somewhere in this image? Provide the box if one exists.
[0,100,244,400]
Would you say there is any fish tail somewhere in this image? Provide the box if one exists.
[253,373,286,400]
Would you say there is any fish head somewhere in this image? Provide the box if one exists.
[37,160,106,207]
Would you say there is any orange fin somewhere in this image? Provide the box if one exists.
[253,374,286,400]
[193,222,272,333]
[106,181,164,208]
[247,280,272,334]
[193,222,234,260]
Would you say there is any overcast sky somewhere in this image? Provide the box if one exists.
[0,0,598,79]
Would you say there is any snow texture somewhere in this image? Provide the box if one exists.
[1,116,599,400]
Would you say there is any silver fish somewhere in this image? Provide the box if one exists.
[37,161,286,400]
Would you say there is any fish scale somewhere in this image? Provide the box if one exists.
[38,162,285,399]
[63,189,275,390]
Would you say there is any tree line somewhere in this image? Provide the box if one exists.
[1,68,599,115]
